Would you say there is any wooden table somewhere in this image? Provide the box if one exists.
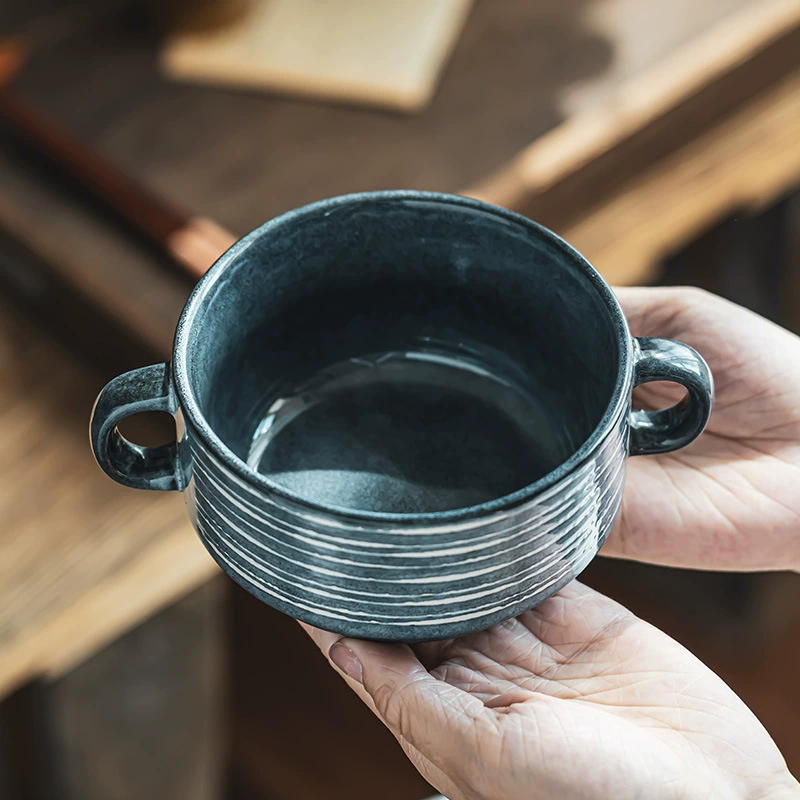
[1,1,799,798]
[2,0,798,355]
[0,298,223,800]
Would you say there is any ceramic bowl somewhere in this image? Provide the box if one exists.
[90,191,713,641]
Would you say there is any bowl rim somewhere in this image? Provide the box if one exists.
[172,190,633,524]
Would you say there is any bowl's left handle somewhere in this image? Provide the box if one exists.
[90,363,183,491]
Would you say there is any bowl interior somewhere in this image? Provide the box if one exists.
[181,195,621,515]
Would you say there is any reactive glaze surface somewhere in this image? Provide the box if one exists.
[90,191,714,641]
[185,403,627,641]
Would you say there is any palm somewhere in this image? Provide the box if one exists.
[305,583,792,800]
[414,583,790,799]
[609,288,800,571]
[301,289,800,798]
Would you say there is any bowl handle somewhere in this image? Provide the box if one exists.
[90,363,182,490]
[629,337,714,456]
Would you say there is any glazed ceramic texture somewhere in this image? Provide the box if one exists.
[91,191,713,642]
[184,402,627,641]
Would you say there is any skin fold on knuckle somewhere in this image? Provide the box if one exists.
[369,675,421,739]
[370,674,487,784]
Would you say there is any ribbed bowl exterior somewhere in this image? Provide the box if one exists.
[184,406,628,642]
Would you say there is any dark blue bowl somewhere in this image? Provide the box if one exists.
[91,191,712,641]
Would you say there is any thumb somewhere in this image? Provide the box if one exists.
[329,637,487,765]
[613,285,694,338]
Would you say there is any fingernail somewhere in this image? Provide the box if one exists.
[329,641,363,684]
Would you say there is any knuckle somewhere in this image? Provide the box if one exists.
[653,286,716,337]
[371,678,417,738]
[675,285,712,306]
[370,678,397,721]
[670,285,721,317]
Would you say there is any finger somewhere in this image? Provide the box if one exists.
[333,637,489,771]
[400,738,467,800]
[298,625,468,797]
[298,623,488,771]
[613,284,725,341]
[298,621,386,714]
[613,285,691,338]
[614,285,777,376]
[298,620,340,655]
[614,284,785,338]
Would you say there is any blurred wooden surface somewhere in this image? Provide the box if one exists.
[0,583,225,800]
[559,66,800,283]
[1,1,800,798]
[0,298,218,699]
[0,0,783,355]
[0,80,238,282]
[468,0,800,281]
[40,582,224,800]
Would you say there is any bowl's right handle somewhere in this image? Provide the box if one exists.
[90,363,183,491]
[629,337,714,456]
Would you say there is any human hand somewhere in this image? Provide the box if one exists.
[303,582,798,800]
[608,287,800,573]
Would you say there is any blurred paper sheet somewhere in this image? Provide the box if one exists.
[162,0,473,111]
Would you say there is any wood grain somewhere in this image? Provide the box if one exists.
[163,0,474,112]
[0,301,218,699]
[0,88,186,244]
[0,154,190,356]
[464,0,800,283]
[0,0,794,699]
[0,83,237,281]
[0,0,607,353]
[12,0,610,226]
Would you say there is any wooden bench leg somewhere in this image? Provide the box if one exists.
[6,580,227,800]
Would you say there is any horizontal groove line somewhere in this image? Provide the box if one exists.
[188,423,626,534]
[197,501,594,595]
[203,530,576,625]
[190,434,626,547]
[195,462,623,570]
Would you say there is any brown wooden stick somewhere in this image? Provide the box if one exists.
[0,90,187,243]
[0,40,237,280]
[166,216,238,280]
